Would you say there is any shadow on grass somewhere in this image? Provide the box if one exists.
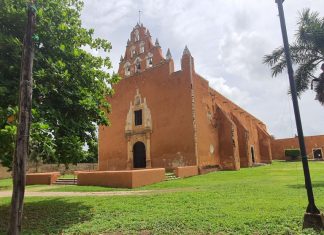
[0,186,11,190]
[0,198,92,234]
[287,181,324,189]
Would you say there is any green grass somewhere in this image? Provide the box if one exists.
[0,178,12,190]
[58,174,76,179]
[1,161,324,234]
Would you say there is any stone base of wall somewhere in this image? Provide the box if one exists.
[198,165,220,175]
[175,166,198,178]
[26,172,60,185]
[77,168,165,188]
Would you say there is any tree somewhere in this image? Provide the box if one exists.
[0,0,118,169]
[264,9,324,105]
[8,1,36,233]
[0,110,56,171]
[29,120,56,172]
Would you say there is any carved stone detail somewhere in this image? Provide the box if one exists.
[125,89,152,169]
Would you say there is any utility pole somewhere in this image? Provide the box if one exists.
[8,1,36,234]
[275,0,324,230]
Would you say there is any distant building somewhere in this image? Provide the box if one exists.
[98,23,272,171]
[271,135,324,160]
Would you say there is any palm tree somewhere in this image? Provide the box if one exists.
[264,9,324,105]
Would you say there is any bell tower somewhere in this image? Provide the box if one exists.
[118,23,165,78]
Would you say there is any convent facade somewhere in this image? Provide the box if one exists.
[98,23,272,172]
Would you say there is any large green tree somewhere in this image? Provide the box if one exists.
[0,0,118,168]
[264,9,324,105]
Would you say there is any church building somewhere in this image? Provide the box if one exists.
[98,23,272,172]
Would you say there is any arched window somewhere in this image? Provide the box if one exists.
[131,46,136,58]
[134,30,139,42]
[146,53,153,68]
[135,59,141,72]
[124,62,131,76]
[140,42,145,53]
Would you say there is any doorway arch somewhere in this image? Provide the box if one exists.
[251,146,255,164]
[133,141,146,168]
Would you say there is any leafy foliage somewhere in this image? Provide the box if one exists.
[0,0,119,168]
[264,9,324,104]
[284,148,301,161]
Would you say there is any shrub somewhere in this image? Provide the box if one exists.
[284,149,301,161]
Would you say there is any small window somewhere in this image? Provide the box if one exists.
[131,49,136,57]
[134,110,142,126]
[125,66,130,76]
[140,44,145,53]
[134,30,140,42]
[147,57,153,68]
[135,61,141,72]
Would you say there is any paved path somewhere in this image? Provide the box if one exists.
[0,188,190,198]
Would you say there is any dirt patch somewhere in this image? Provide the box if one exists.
[0,188,194,198]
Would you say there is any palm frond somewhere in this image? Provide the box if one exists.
[314,73,324,105]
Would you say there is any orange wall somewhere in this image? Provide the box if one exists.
[271,135,324,160]
[77,168,165,188]
[192,73,272,169]
[99,60,196,170]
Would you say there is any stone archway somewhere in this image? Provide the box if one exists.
[125,89,152,169]
[133,142,146,168]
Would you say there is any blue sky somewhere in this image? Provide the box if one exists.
[81,0,324,138]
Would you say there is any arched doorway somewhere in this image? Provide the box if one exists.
[251,146,255,164]
[133,142,146,168]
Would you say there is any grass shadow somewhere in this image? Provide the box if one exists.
[0,198,92,234]
[287,181,324,189]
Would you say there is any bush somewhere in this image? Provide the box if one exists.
[284,149,301,161]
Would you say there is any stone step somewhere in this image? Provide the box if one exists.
[164,172,179,181]
[54,178,77,185]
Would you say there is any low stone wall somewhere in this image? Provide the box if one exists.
[26,172,60,185]
[77,168,165,188]
[175,166,198,178]
[27,163,98,174]
[0,166,11,179]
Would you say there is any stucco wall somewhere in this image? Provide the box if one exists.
[99,60,196,170]
[77,168,165,188]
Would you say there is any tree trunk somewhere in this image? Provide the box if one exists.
[8,2,36,235]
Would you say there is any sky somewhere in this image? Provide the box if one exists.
[81,0,324,139]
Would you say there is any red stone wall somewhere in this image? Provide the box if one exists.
[217,107,240,170]
[77,168,165,188]
[99,60,196,170]
[192,73,220,168]
[26,172,60,185]
[271,135,324,160]
[192,73,272,169]
[175,166,199,178]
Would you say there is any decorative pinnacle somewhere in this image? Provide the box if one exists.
[120,55,123,61]
[166,48,172,60]
[127,39,130,46]
[183,45,191,55]
[155,38,160,47]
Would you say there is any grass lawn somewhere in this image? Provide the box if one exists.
[1,161,324,234]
